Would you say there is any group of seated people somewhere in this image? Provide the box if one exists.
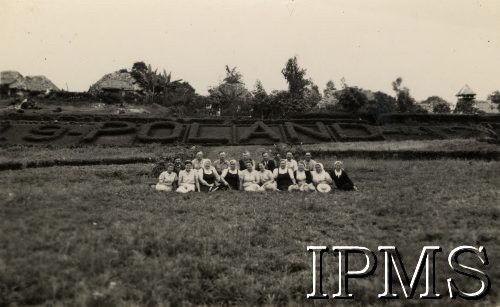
[154,150,357,194]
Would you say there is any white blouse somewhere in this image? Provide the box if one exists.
[311,171,332,185]
[295,170,308,183]
[179,169,197,185]
[258,170,274,183]
[285,159,298,172]
[240,169,260,184]
[158,171,177,185]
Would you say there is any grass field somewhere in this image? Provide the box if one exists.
[1,157,499,306]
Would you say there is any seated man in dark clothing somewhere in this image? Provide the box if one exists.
[173,157,185,175]
[261,152,276,172]
[330,161,358,191]
[239,151,256,171]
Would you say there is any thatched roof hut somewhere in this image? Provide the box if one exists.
[0,71,27,90]
[25,75,60,92]
[89,71,143,94]
[1,71,60,94]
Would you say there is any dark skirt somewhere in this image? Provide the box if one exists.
[224,172,239,190]
[331,171,355,191]
[200,172,216,192]
[276,172,293,191]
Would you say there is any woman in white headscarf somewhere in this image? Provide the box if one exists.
[330,160,358,191]
[311,162,333,193]
[239,161,262,192]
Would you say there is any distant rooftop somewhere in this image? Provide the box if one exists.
[456,84,476,96]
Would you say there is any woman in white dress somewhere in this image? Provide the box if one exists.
[239,161,262,192]
[176,161,200,193]
[311,162,333,193]
[257,162,277,191]
[155,163,177,191]
[291,161,315,192]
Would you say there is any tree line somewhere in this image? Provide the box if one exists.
[125,58,500,118]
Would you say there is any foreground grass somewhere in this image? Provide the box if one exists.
[0,159,499,306]
[1,139,498,163]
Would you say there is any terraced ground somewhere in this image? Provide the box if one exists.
[0,150,499,305]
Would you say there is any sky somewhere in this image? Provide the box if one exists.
[1,0,499,102]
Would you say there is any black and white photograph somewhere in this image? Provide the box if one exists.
[0,0,499,305]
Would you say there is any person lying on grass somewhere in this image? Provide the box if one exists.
[198,160,221,192]
[176,161,200,193]
[330,160,358,191]
[156,163,178,192]
[311,163,333,193]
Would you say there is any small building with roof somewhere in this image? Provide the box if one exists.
[89,71,143,95]
[25,76,60,93]
[0,71,27,96]
[1,71,60,97]
[456,84,476,103]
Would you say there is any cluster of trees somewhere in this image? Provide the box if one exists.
[206,57,322,118]
[128,62,204,116]
[127,59,499,118]
[488,91,500,112]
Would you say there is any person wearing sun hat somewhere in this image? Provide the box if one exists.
[330,160,357,191]
[311,162,333,193]
[176,160,200,193]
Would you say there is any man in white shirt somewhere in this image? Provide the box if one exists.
[213,151,230,173]
[285,151,298,172]
[191,151,208,170]
[302,152,317,172]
